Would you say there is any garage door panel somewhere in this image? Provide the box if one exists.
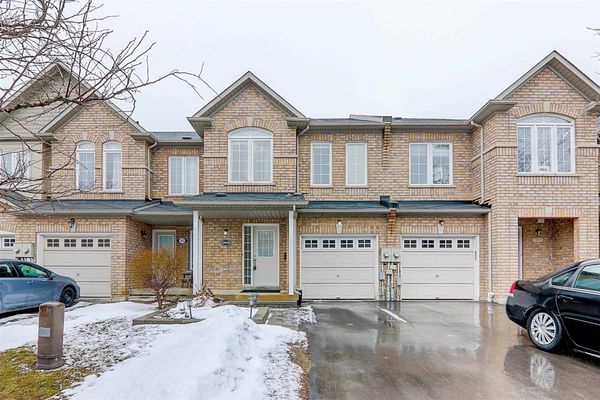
[402,284,474,299]
[302,283,374,299]
[302,267,374,284]
[402,252,473,269]
[48,266,110,282]
[44,252,111,266]
[402,268,474,284]
[302,252,374,269]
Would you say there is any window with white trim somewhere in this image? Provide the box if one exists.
[322,239,336,248]
[358,239,372,248]
[439,239,453,249]
[410,143,452,185]
[2,237,15,248]
[421,239,435,249]
[103,141,122,190]
[346,142,367,186]
[311,142,332,186]
[228,127,272,183]
[169,156,199,195]
[0,149,29,185]
[46,238,59,247]
[81,238,94,247]
[64,239,76,248]
[98,238,111,248]
[403,239,417,249]
[517,114,574,173]
[304,239,318,249]
[457,239,471,249]
[76,141,95,190]
[340,239,354,248]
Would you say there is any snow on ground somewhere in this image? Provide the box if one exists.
[64,305,306,400]
[0,302,153,352]
[267,306,318,328]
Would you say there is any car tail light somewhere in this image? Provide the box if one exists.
[508,281,517,296]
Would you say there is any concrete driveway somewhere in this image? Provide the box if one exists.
[303,301,600,400]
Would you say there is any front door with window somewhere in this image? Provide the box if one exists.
[243,225,279,288]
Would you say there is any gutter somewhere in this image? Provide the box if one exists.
[296,125,310,193]
[471,120,494,303]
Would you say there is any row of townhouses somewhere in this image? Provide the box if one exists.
[0,51,598,303]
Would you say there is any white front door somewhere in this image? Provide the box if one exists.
[250,225,279,287]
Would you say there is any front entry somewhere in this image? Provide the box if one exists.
[243,224,279,288]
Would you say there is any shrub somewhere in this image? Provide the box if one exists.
[131,249,186,309]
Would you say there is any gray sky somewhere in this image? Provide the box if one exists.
[101,0,600,131]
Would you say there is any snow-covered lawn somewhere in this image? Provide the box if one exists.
[0,302,308,400]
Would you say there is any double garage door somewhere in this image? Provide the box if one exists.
[301,234,477,300]
[39,235,112,298]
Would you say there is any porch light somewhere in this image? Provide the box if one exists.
[140,229,148,240]
[536,227,542,237]
[68,218,76,232]
[336,220,343,234]
[223,229,229,237]
[437,219,445,234]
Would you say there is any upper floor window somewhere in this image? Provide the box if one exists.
[76,141,95,191]
[346,142,367,186]
[169,156,199,195]
[517,114,574,173]
[228,127,272,183]
[410,142,452,185]
[103,141,122,190]
[311,142,332,186]
[0,149,29,183]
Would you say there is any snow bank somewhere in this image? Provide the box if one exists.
[0,302,153,351]
[65,305,305,400]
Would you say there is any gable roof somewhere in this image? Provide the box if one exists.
[188,71,305,134]
[0,60,148,141]
[495,50,600,102]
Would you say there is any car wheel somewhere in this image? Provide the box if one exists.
[527,310,563,352]
[60,287,76,307]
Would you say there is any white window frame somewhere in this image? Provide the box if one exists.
[517,114,575,174]
[102,141,122,191]
[310,141,332,187]
[75,141,95,191]
[153,230,176,252]
[1,236,15,248]
[409,142,453,186]
[345,142,368,187]
[0,149,30,184]
[227,127,273,184]
[168,156,199,196]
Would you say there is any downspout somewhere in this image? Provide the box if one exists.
[147,140,158,200]
[295,125,310,193]
[471,121,494,303]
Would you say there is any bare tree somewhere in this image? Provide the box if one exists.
[0,0,211,204]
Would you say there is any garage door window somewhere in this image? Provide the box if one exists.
[64,239,76,248]
[81,239,94,247]
[47,239,59,247]
[98,239,111,248]
[457,239,471,249]
[439,239,453,249]
[322,239,336,248]
[304,239,318,249]
[421,239,435,249]
[358,239,372,248]
[340,239,354,248]
[403,239,417,249]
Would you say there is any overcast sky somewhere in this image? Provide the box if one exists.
[101,0,600,131]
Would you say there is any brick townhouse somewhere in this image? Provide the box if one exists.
[0,50,598,303]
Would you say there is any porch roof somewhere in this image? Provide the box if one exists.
[299,200,390,214]
[174,192,308,218]
[394,200,491,215]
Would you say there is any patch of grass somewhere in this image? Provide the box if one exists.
[0,347,89,400]
[289,342,311,400]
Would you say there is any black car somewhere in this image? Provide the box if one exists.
[506,259,600,357]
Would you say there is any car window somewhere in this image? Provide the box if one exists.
[16,263,48,278]
[0,262,15,278]
[574,265,600,292]
[551,270,575,286]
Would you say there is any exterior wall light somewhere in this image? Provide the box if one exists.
[336,220,343,234]
[535,227,542,237]
[68,218,76,232]
[140,229,148,240]
[438,219,445,234]
[223,229,229,237]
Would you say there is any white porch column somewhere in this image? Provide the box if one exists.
[288,209,297,295]
[192,211,203,293]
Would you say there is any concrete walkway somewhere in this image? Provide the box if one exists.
[303,301,600,400]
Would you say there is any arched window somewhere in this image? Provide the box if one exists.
[228,127,272,183]
[75,141,95,190]
[517,114,574,173]
[103,141,122,190]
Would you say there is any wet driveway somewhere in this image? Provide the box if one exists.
[303,301,600,400]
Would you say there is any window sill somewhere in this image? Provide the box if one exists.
[101,190,124,193]
[408,185,456,188]
[167,193,200,197]
[310,185,333,189]
[226,183,275,186]
[515,173,579,177]
[345,185,369,189]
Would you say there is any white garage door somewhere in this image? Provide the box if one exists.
[301,235,377,299]
[40,235,112,298]
[401,236,477,300]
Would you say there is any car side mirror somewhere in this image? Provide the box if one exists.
[48,273,56,280]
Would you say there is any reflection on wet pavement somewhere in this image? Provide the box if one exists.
[303,301,600,400]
